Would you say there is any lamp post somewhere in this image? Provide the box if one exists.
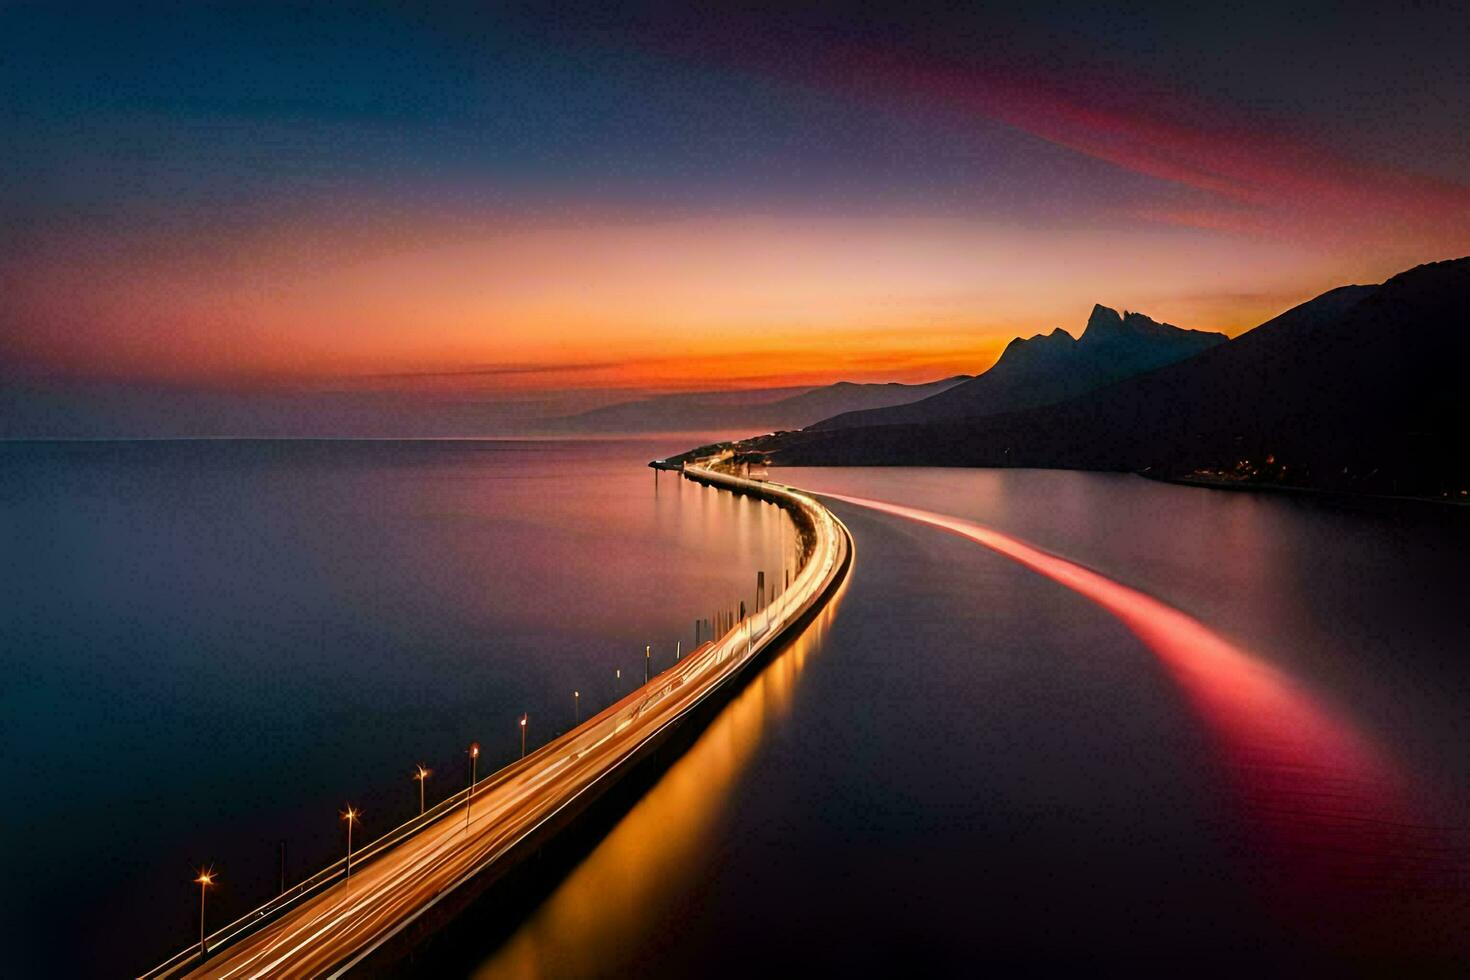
[194,869,215,955]
[413,765,431,815]
[645,644,651,684]
[574,690,580,724]
[341,807,360,878]
[466,742,480,829]
[519,714,528,758]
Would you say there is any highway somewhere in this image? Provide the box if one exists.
[145,463,850,979]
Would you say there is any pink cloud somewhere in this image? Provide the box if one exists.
[798,43,1470,248]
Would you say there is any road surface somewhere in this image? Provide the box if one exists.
[146,465,849,979]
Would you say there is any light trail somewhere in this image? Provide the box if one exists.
[820,490,1468,954]
[144,464,850,979]
[475,554,852,979]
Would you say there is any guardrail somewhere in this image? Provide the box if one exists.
[140,748,547,979]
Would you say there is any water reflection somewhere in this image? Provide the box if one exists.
[473,572,849,979]
[0,439,802,976]
[820,490,1468,957]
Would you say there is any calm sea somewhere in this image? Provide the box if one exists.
[1,438,790,977]
[476,466,1470,977]
[4,446,1467,976]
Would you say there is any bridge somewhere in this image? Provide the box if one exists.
[141,462,852,978]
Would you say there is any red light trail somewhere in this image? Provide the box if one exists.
[823,491,1467,955]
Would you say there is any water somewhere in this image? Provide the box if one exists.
[6,451,1467,975]
[0,439,794,978]
[477,467,1470,976]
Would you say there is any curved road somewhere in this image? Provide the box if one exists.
[153,466,849,979]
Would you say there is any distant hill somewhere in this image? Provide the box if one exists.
[811,305,1225,430]
[545,376,971,435]
[744,258,1470,499]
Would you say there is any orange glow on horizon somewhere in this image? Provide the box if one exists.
[3,209,1408,394]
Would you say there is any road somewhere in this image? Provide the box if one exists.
[150,465,849,979]
[471,477,1470,976]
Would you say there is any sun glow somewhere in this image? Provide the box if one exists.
[4,211,1357,393]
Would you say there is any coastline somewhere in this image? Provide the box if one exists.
[1138,470,1470,513]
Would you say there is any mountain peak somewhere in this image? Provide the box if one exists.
[755,254,1470,499]
[1081,305,1178,344]
[1083,304,1124,338]
[807,300,1225,431]
[1005,326,1076,349]
[992,325,1077,374]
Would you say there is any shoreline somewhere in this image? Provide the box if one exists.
[1138,470,1470,512]
[755,450,1469,514]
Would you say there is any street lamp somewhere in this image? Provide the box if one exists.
[412,765,431,815]
[194,868,215,955]
[574,690,580,724]
[341,807,360,878]
[519,714,528,759]
[644,644,651,684]
[466,742,480,829]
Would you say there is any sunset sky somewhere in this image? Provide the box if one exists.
[3,3,1467,431]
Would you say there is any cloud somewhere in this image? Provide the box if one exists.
[711,34,1470,251]
[363,361,626,381]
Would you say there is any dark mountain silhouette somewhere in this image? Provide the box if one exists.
[742,258,1470,498]
[811,305,1225,430]
[545,376,970,434]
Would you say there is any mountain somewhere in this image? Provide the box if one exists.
[741,259,1470,498]
[811,305,1226,430]
[544,376,971,435]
